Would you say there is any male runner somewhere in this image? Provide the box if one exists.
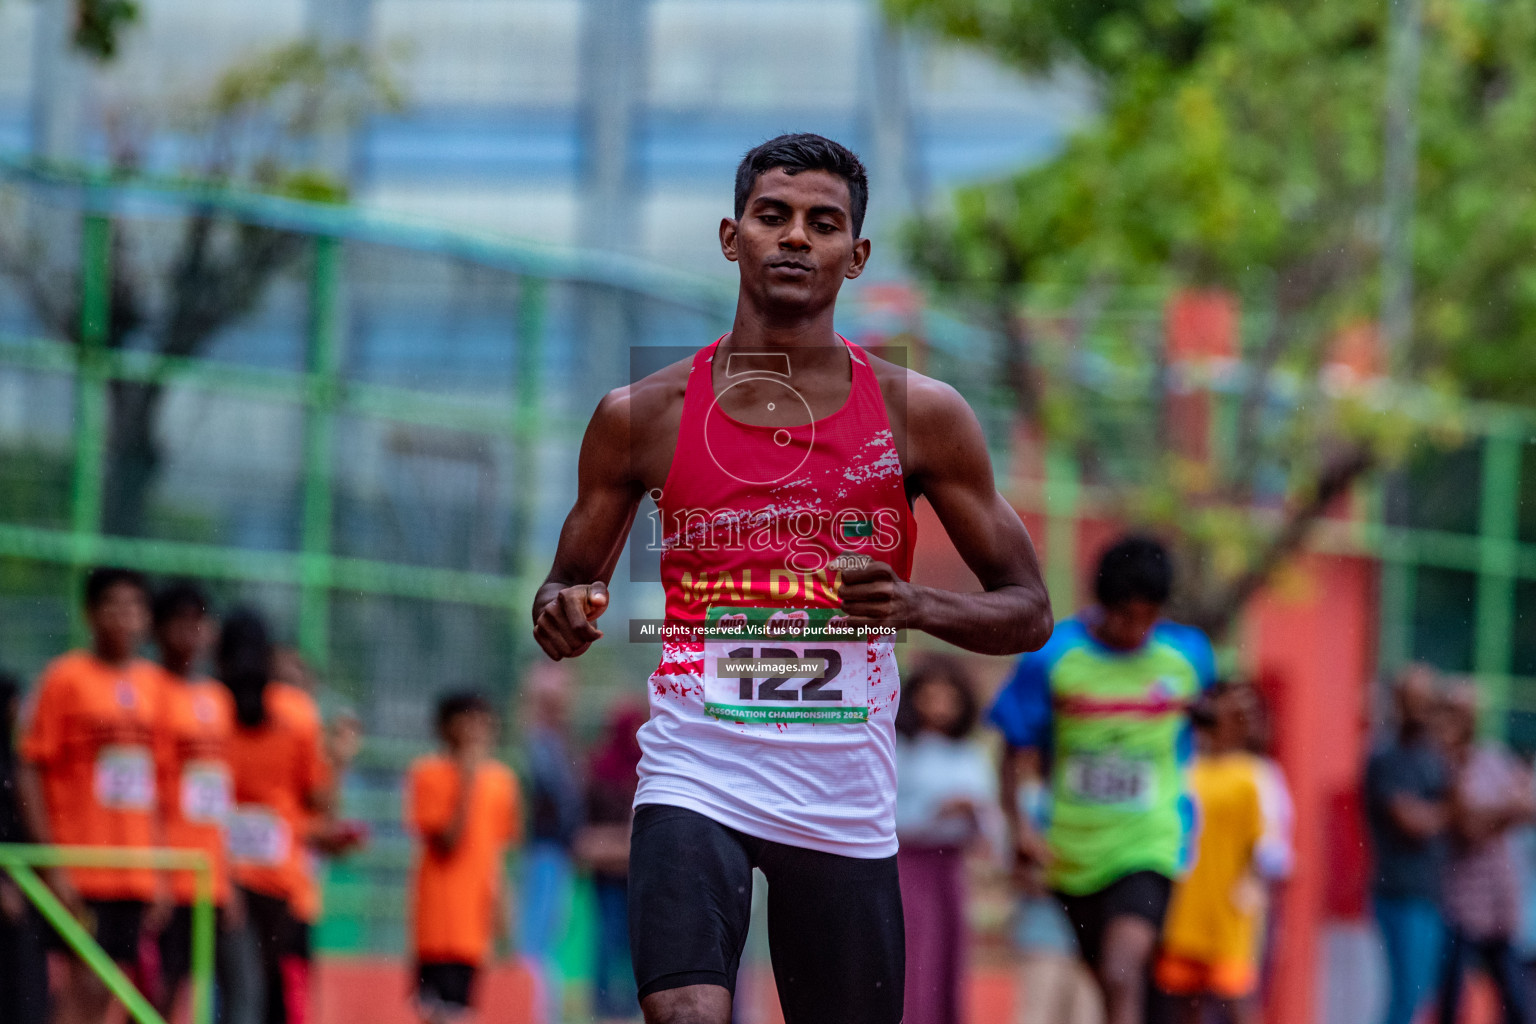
[17,567,167,1024]
[989,535,1215,1024]
[532,133,1052,1024]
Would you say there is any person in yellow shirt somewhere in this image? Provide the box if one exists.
[1155,682,1270,1024]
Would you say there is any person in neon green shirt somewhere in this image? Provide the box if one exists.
[991,536,1215,1024]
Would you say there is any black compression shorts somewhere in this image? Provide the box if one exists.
[628,803,904,1024]
[1055,869,1174,971]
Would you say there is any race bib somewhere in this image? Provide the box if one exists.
[227,806,291,866]
[702,606,870,725]
[180,761,232,824]
[94,745,154,811]
[1062,753,1155,808]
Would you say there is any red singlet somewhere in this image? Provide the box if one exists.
[636,337,915,857]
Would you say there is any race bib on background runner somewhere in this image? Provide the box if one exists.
[227,806,291,866]
[180,761,232,824]
[94,745,154,810]
[702,606,871,725]
[1062,752,1156,808]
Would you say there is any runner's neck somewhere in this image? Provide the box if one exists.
[726,301,842,352]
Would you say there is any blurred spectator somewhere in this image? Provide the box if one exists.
[17,567,163,1024]
[310,709,369,858]
[575,702,645,1022]
[519,661,584,1023]
[277,653,364,959]
[221,609,331,1024]
[272,649,317,696]
[1435,681,1535,1024]
[406,692,520,1024]
[1155,682,1277,1024]
[1240,685,1294,1000]
[1365,664,1451,1024]
[0,670,48,1024]
[990,536,1215,1024]
[148,581,238,1020]
[894,655,998,1024]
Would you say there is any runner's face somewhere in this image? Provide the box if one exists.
[89,582,150,661]
[156,609,211,669]
[1096,598,1161,651]
[723,167,868,314]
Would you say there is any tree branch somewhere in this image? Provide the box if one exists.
[1196,443,1376,640]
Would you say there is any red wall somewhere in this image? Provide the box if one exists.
[1246,553,1377,1024]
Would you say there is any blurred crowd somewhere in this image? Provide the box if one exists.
[895,538,1536,1024]
[1365,664,1536,1024]
[3,548,1534,1024]
[0,568,366,1024]
[0,567,648,1024]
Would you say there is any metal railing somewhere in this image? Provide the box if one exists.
[0,844,215,1024]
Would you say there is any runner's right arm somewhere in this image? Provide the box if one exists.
[532,388,645,661]
[986,651,1055,873]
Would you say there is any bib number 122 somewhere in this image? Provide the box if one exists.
[726,647,843,701]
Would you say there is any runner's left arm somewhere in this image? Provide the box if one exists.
[840,378,1051,655]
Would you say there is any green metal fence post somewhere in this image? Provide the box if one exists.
[189,859,216,1024]
[1044,445,1080,617]
[68,210,112,641]
[1475,428,1522,735]
[1371,475,1416,677]
[299,236,343,670]
[508,277,546,671]
[512,276,546,575]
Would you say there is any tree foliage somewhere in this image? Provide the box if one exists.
[886,0,1536,635]
[0,41,402,535]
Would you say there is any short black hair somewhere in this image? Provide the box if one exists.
[436,691,493,735]
[152,579,210,628]
[734,133,870,237]
[895,654,979,740]
[84,567,148,610]
[1094,535,1173,608]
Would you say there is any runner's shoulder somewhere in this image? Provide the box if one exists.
[863,352,979,435]
[589,352,692,444]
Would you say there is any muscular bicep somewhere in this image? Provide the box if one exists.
[912,382,1045,593]
[545,390,645,587]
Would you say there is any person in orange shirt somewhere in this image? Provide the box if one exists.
[271,650,366,971]
[16,567,167,1024]
[407,692,520,1024]
[148,580,238,1018]
[219,610,330,1024]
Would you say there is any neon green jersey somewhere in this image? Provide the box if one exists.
[988,616,1216,895]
